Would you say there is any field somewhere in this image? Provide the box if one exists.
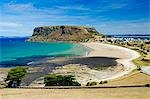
[0,88,150,99]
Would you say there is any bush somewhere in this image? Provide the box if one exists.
[90,82,97,86]
[137,67,141,71]
[44,74,81,86]
[86,82,90,86]
[5,67,27,88]
[86,81,97,86]
[99,81,108,84]
[145,83,150,87]
[104,80,108,83]
[99,81,104,84]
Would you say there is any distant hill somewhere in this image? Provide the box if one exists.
[27,26,103,42]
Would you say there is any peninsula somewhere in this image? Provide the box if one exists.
[27,26,103,42]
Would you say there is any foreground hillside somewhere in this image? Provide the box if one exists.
[27,26,103,42]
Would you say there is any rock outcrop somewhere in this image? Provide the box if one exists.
[27,26,103,42]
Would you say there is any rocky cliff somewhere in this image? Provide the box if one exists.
[27,26,102,42]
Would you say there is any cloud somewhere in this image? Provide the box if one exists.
[0,1,149,36]
[1,2,91,24]
[0,22,23,28]
[2,3,34,12]
[95,19,150,34]
[0,22,30,36]
[109,3,128,9]
[55,5,90,11]
[95,2,129,12]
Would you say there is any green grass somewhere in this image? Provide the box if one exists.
[110,42,150,67]
[132,49,150,67]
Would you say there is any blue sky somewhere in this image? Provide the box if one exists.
[0,0,149,36]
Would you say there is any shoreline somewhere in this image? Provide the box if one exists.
[80,42,140,81]
[0,42,141,86]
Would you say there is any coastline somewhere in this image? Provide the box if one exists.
[0,42,141,86]
[80,42,140,81]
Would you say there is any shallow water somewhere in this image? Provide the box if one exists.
[0,37,88,67]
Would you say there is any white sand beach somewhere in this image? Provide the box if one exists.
[81,42,140,81]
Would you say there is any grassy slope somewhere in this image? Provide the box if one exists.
[100,71,150,86]
[132,50,150,67]
[109,42,150,67]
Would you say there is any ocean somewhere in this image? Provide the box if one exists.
[0,37,88,67]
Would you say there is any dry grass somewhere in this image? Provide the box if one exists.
[102,71,150,86]
[0,88,150,99]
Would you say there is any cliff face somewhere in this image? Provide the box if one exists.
[27,26,102,42]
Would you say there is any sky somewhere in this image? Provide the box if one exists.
[0,0,150,36]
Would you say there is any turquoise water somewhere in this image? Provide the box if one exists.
[0,37,88,67]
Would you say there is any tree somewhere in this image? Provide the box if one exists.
[5,67,27,87]
[44,74,81,86]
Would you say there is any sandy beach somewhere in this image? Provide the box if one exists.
[52,42,141,85]
[80,42,140,81]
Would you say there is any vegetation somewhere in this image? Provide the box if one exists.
[102,35,111,38]
[129,42,150,67]
[132,50,150,67]
[99,81,108,84]
[5,67,27,88]
[103,71,150,86]
[110,41,150,67]
[86,81,97,86]
[145,83,150,87]
[44,74,81,86]
[28,26,103,42]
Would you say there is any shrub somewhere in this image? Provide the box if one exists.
[145,83,150,87]
[86,82,90,86]
[90,81,97,86]
[5,67,27,88]
[137,67,141,71]
[86,81,97,86]
[99,81,108,84]
[44,74,81,86]
[99,81,104,84]
[104,80,108,83]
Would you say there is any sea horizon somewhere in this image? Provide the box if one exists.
[1,33,150,38]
